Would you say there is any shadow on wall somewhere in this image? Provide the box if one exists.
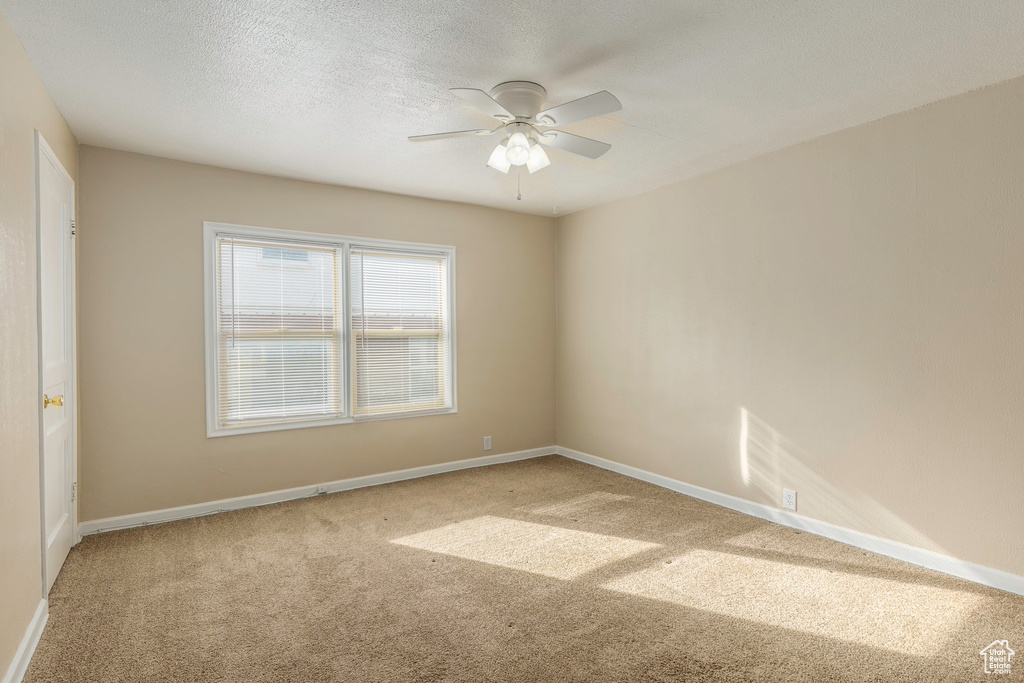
[739,407,944,553]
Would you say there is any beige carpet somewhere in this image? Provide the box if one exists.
[27,456,1024,682]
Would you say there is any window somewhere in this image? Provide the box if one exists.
[350,248,452,416]
[204,223,455,436]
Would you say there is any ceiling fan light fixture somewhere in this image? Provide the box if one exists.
[411,82,621,180]
[526,142,550,173]
[505,132,531,166]
[487,144,512,173]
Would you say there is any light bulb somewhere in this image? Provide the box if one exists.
[505,132,530,166]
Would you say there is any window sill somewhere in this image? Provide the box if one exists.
[206,406,457,438]
[352,406,458,424]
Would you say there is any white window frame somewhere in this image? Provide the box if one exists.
[203,221,457,437]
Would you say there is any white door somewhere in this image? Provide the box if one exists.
[37,132,76,592]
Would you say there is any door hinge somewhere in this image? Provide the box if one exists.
[72,481,77,501]
[70,219,76,237]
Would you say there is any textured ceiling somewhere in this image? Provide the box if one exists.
[5,1,1024,216]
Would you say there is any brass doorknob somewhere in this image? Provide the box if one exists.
[43,394,63,408]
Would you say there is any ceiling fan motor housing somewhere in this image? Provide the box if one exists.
[504,121,536,142]
[489,81,547,119]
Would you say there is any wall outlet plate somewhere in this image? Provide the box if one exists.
[782,489,797,511]
[483,436,492,451]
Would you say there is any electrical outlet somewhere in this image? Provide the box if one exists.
[483,436,492,451]
[782,489,797,511]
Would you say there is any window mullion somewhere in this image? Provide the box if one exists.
[341,241,352,419]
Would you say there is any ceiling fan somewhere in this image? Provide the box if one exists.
[409,81,621,174]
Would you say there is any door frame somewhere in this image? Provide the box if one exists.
[35,130,78,597]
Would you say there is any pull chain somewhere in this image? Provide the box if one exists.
[516,166,522,202]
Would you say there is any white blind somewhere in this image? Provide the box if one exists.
[215,235,343,427]
[350,248,451,416]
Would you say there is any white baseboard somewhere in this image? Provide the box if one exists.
[555,446,1024,597]
[2,599,47,683]
[77,442,1023,596]
[79,446,556,536]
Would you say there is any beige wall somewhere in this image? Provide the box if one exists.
[77,146,556,521]
[556,75,1024,577]
[0,9,78,678]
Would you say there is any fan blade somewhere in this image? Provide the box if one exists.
[408,127,500,142]
[450,88,515,121]
[538,130,611,159]
[535,90,621,127]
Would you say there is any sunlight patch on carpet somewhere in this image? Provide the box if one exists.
[602,549,985,656]
[391,515,661,580]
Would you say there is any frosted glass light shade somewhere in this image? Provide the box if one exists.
[487,144,512,173]
[526,143,550,173]
[505,132,530,166]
